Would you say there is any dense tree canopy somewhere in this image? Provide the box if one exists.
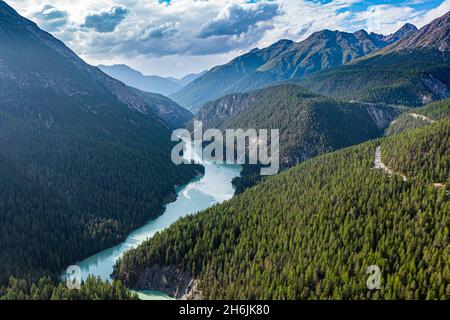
[0,276,137,300]
[386,99,450,135]
[299,49,450,107]
[198,85,399,193]
[115,119,450,300]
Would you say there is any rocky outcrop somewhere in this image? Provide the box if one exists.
[364,103,399,129]
[195,93,252,129]
[422,74,450,101]
[133,265,200,300]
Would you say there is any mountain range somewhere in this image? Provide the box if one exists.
[298,11,450,106]
[99,64,206,96]
[171,23,419,111]
[190,12,449,190]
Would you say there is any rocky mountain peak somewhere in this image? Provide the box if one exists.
[389,10,449,51]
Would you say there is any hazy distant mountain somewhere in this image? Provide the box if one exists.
[98,64,182,96]
[0,0,197,282]
[171,24,417,112]
[299,11,450,106]
[167,70,207,87]
[99,64,206,96]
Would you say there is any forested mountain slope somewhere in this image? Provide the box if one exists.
[195,84,399,192]
[0,1,199,284]
[299,12,450,106]
[127,87,192,128]
[383,119,449,186]
[171,25,415,111]
[0,1,191,128]
[386,98,450,135]
[115,118,450,300]
[299,49,450,107]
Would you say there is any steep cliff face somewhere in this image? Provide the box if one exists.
[421,74,450,104]
[364,103,402,129]
[132,265,199,299]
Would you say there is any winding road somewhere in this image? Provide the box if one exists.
[409,113,435,123]
[374,146,408,182]
[375,146,449,196]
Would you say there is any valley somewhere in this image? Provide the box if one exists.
[115,117,450,300]
[0,1,201,286]
[76,139,241,299]
[0,0,448,302]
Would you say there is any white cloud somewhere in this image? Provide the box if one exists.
[32,4,68,32]
[198,2,280,38]
[419,0,450,26]
[352,4,422,35]
[4,0,449,77]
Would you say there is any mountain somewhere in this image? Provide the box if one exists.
[1,11,190,128]
[388,12,449,51]
[195,84,399,192]
[299,12,450,106]
[167,70,208,87]
[171,24,417,112]
[170,39,295,112]
[98,64,183,96]
[370,23,419,44]
[0,1,200,283]
[115,114,450,300]
[99,64,207,96]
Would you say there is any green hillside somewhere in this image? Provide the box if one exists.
[115,118,450,300]
[171,24,416,112]
[383,120,449,186]
[386,98,450,135]
[299,49,450,107]
[196,84,399,193]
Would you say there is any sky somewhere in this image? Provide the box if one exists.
[5,0,450,78]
